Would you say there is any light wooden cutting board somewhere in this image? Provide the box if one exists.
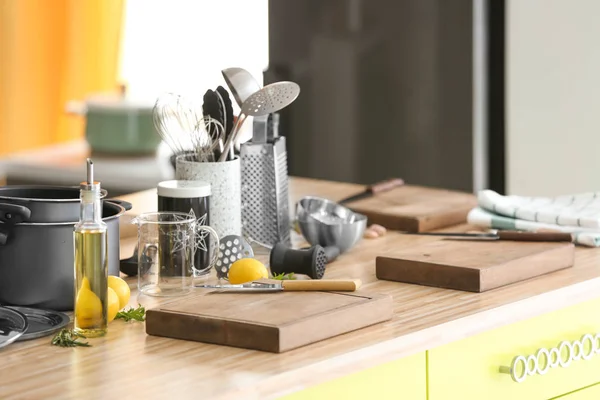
[146,290,393,353]
[376,240,575,292]
[343,185,478,232]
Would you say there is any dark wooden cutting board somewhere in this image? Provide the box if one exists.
[343,185,477,232]
[376,240,575,292]
[146,290,393,353]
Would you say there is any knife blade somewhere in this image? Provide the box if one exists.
[338,178,405,204]
[406,231,573,242]
[195,279,361,292]
[195,282,282,292]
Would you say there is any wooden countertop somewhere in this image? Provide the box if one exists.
[3,177,600,400]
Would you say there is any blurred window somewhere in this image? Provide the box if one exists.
[119,0,269,109]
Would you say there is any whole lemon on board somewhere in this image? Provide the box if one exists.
[228,258,269,284]
[75,277,103,329]
[107,287,120,323]
[108,275,130,309]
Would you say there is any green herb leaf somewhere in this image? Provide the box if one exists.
[271,272,296,280]
[51,328,91,348]
[115,304,146,322]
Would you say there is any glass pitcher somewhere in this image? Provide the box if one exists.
[132,212,219,296]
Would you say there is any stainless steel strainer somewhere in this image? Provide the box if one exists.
[218,81,300,161]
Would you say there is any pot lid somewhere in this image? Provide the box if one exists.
[0,306,28,349]
[85,93,155,111]
[6,306,69,341]
[158,180,211,198]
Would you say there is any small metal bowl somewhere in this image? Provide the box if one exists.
[295,196,367,253]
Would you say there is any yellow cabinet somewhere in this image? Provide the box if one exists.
[428,297,600,400]
[551,383,600,399]
[282,352,426,400]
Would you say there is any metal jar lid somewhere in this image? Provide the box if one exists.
[157,180,211,198]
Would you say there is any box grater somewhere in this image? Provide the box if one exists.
[240,113,291,246]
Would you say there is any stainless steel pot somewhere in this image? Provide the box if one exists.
[0,201,130,311]
[0,186,130,223]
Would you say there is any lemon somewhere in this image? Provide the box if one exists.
[107,287,120,323]
[108,276,130,309]
[228,258,269,284]
[75,278,123,327]
[75,277,103,329]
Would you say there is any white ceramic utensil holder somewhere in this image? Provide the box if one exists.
[175,156,242,238]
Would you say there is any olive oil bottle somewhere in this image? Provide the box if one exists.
[73,159,108,337]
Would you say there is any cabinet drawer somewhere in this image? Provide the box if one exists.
[552,382,600,399]
[282,352,426,400]
[429,297,600,400]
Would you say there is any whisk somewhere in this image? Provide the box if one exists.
[154,93,224,162]
[153,93,202,156]
[189,117,225,162]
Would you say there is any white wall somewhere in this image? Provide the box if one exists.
[507,0,600,196]
[119,0,268,100]
[118,0,269,144]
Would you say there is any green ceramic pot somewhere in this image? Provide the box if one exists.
[66,94,162,155]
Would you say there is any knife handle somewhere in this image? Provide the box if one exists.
[281,279,362,292]
[497,231,573,242]
[369,178,405,194]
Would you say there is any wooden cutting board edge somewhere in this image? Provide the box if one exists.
[417,207,476,232]
[375,257,483,292]
[478,242,575,291]
[350,205,474,232]
[278,293,394,352]
[146,309,281,352]
[146,292,394,353]
[375,242,576,293]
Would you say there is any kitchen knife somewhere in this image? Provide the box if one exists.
[406,231,573,242]
[338,178,405,204]
[195,279,361,292]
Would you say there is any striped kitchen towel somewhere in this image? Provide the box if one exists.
[477,190,600,229]
[467,190,600,247]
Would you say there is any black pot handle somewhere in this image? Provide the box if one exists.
[0,203,31,224]
[106,199,133,211]
[0,203,31,246]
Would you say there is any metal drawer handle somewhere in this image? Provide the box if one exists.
[499,333,600,383]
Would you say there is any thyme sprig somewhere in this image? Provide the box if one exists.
[51,328,91,348]
[271,272,296,280]
[115,305,146,322]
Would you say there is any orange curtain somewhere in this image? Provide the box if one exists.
[0,0,124,156]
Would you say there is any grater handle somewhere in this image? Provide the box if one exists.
[252,115,269,143]
[267,113,280,142]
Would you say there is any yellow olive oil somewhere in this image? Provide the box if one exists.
[74,229,108,337]
[73,158,108,338]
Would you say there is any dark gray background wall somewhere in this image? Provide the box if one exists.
[266,0,474,192]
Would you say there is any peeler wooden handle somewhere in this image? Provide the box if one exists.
[281,279,362,292]
[368,178,405,194]
[497,231,573,242]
